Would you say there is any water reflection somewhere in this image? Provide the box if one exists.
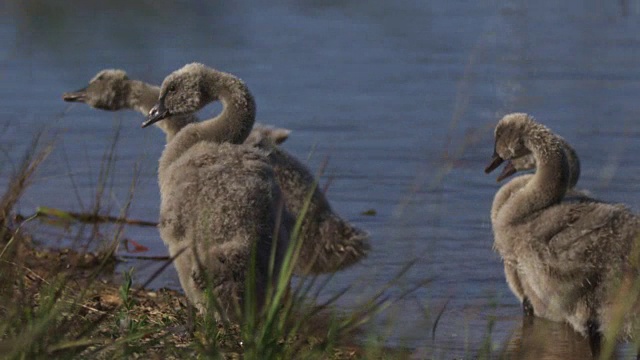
[409,313,600,359]
[500,317,597,360]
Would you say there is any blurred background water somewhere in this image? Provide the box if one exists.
[1,0,640,357]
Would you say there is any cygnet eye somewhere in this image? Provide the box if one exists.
[168,84,177,92]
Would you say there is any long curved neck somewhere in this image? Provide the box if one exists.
[558,136,581,189]
[128,80,196,142]
[491,174,532,224]
[195,70,256,144]
[498,126,570,225]
[159,70,256,168]
[127,80,160,115]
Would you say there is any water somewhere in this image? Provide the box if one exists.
[2,0,640,357]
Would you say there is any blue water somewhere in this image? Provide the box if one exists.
[2,0,640,357]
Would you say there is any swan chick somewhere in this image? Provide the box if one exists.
[65,69,369,274]
[143,63,291,320]
[134,65,369,274]
[63,69,290,144]
[486,113,640,355]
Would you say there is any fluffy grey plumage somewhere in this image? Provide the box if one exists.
[497,135,581,189]
[63,69,290,145]
[144,63,291,320]
[491,129,590,310]
[244,125,291,147]
[486,113,640,347]
[65,68,370,274]
[148,63,370,274]
[149,62,371,273]
[255,138,370,274]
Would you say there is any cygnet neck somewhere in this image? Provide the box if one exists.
[127,80,160,115]
[498,124,570,225]
[159,70,256,168]
[195,70,256,145]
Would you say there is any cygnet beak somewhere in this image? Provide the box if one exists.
[485,153,504,174]
[62,88,88,102]
[142,103,169,128]
[496,161,517,182]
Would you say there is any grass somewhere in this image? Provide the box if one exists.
[0,130,584,360]
[0,130,426,360]
[6,121,638,359]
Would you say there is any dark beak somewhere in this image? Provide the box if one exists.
[484,153,504,174]
[496,161,516,182]
[62,88,88,102]
[142,103,169,128]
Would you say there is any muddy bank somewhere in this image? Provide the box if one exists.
[0,232,389,359]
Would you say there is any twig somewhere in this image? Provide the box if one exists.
[118,254,170,261]
[0,258,50,284]
[431,298,450,342]
[28,206,158,227]
[139,247,187,290]
[1,259,107,314]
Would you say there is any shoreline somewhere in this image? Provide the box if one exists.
[1,233,380,359]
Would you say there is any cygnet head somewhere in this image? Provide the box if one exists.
[143,63,214,127]
[489,135,581,190]
[496,153,536,182]
[485,113,538,181]
[63,69,130,110]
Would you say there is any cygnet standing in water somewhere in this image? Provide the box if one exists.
[486,113,640,356]
[142,63,291,320]
[490,131,589,317]
[63,69,370,274]
[62,69,290,144]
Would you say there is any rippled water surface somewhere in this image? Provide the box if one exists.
[2,0,640,357]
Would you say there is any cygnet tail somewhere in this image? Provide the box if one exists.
[302,215,370,274]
